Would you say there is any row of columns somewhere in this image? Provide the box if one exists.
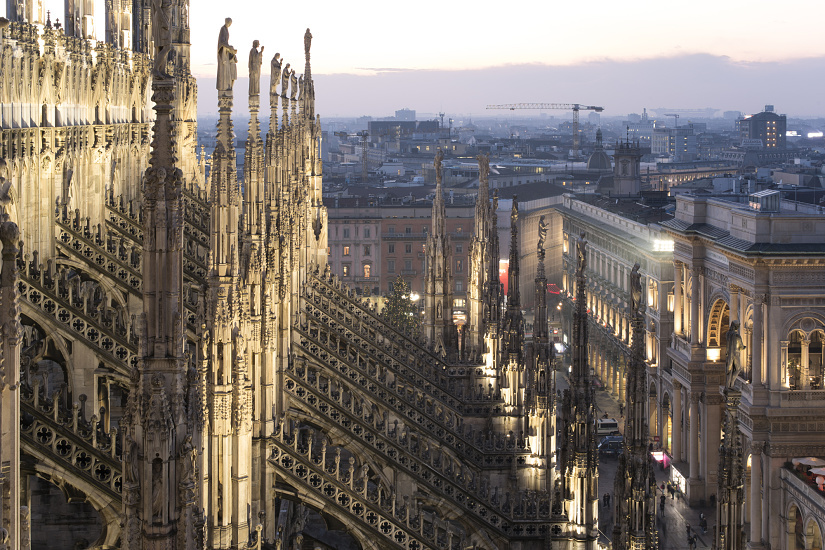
[589,339,626,406]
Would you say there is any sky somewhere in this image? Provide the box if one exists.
[22,0,825,118]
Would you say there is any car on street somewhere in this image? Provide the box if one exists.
[598,435,624,457]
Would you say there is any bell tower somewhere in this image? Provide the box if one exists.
[612,139,642,196]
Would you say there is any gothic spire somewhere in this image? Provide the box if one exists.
[501,196,523,364]
[612,263,658,550]
[466,154,493,362]
[423,149,455,358]
[507,197,520,308]
[557,231,599,548]
[432,148,446,237]
[122,42,199,550]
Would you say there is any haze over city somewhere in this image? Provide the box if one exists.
[16,0,825,117]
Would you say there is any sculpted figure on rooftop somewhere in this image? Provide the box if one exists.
[248,40,264,95]
[216,18,238,91]
[270,53,282,96]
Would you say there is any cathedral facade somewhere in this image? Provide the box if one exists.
[0,2,608,549]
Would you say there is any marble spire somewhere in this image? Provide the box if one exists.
[121,25,201,550]
[556,232,599,548]
[423,149,456,358]
[612,264,658,550]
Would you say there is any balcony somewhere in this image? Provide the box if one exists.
[354,276,380,283]
[779,389,825,408]
[780,466,825,516]
[383,232,426,240]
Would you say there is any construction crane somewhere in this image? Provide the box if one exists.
[664,113,680,128]
[486,103,604,158]
[334,131,370,183]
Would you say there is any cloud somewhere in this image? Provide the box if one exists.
[196,54,825,118]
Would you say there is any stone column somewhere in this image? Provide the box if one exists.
[673,262,682,336]
[780,341,789,389]
[689,393,700,480]
[801,338,810,389]
[672,381,682,461]
[748,442,763,548]
[618,356,626,404]
[690,268,700,344]
[752,295,763,386]
[705,394,722,484]
[730,285,739,324]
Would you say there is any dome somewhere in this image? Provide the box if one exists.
[587,128,612,171]
[587,150,611,171]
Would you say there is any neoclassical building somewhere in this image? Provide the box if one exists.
[559,194,674,450]
[662,190,825,549]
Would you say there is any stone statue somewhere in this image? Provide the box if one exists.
[150,0,172,77]
[725,320,746,389]
[280,63,291,98]
[630,262,642,317]
[270,53,282,96]
[216,18,238,91]
[304,28,312,56]
[124,435,139,484]
[492,189,499,212]
[289,70,298,100]
[537,215,547,251]
[576,232,587,277]
[434,149,444,175]
[180,433,195,484]
[151,459,163,521]
[248,40,264,96]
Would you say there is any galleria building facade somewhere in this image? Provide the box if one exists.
[0,1,823,550]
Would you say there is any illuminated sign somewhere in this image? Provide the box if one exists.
[808,131,824,139]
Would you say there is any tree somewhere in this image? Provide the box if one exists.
[382,275,421,336]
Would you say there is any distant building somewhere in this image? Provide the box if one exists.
[652,126,698,162]
[738,105,786,149]
[395,108,416,121]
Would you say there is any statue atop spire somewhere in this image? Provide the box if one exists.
[248,40,264,96]
[216,18,238,91]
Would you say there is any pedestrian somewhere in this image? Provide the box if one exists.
[619,403,624,417]
[686,524,692,538]
[603,493,609,508]
[659,494,665,515]
[660,482,665,492]
[689,534,697,550]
